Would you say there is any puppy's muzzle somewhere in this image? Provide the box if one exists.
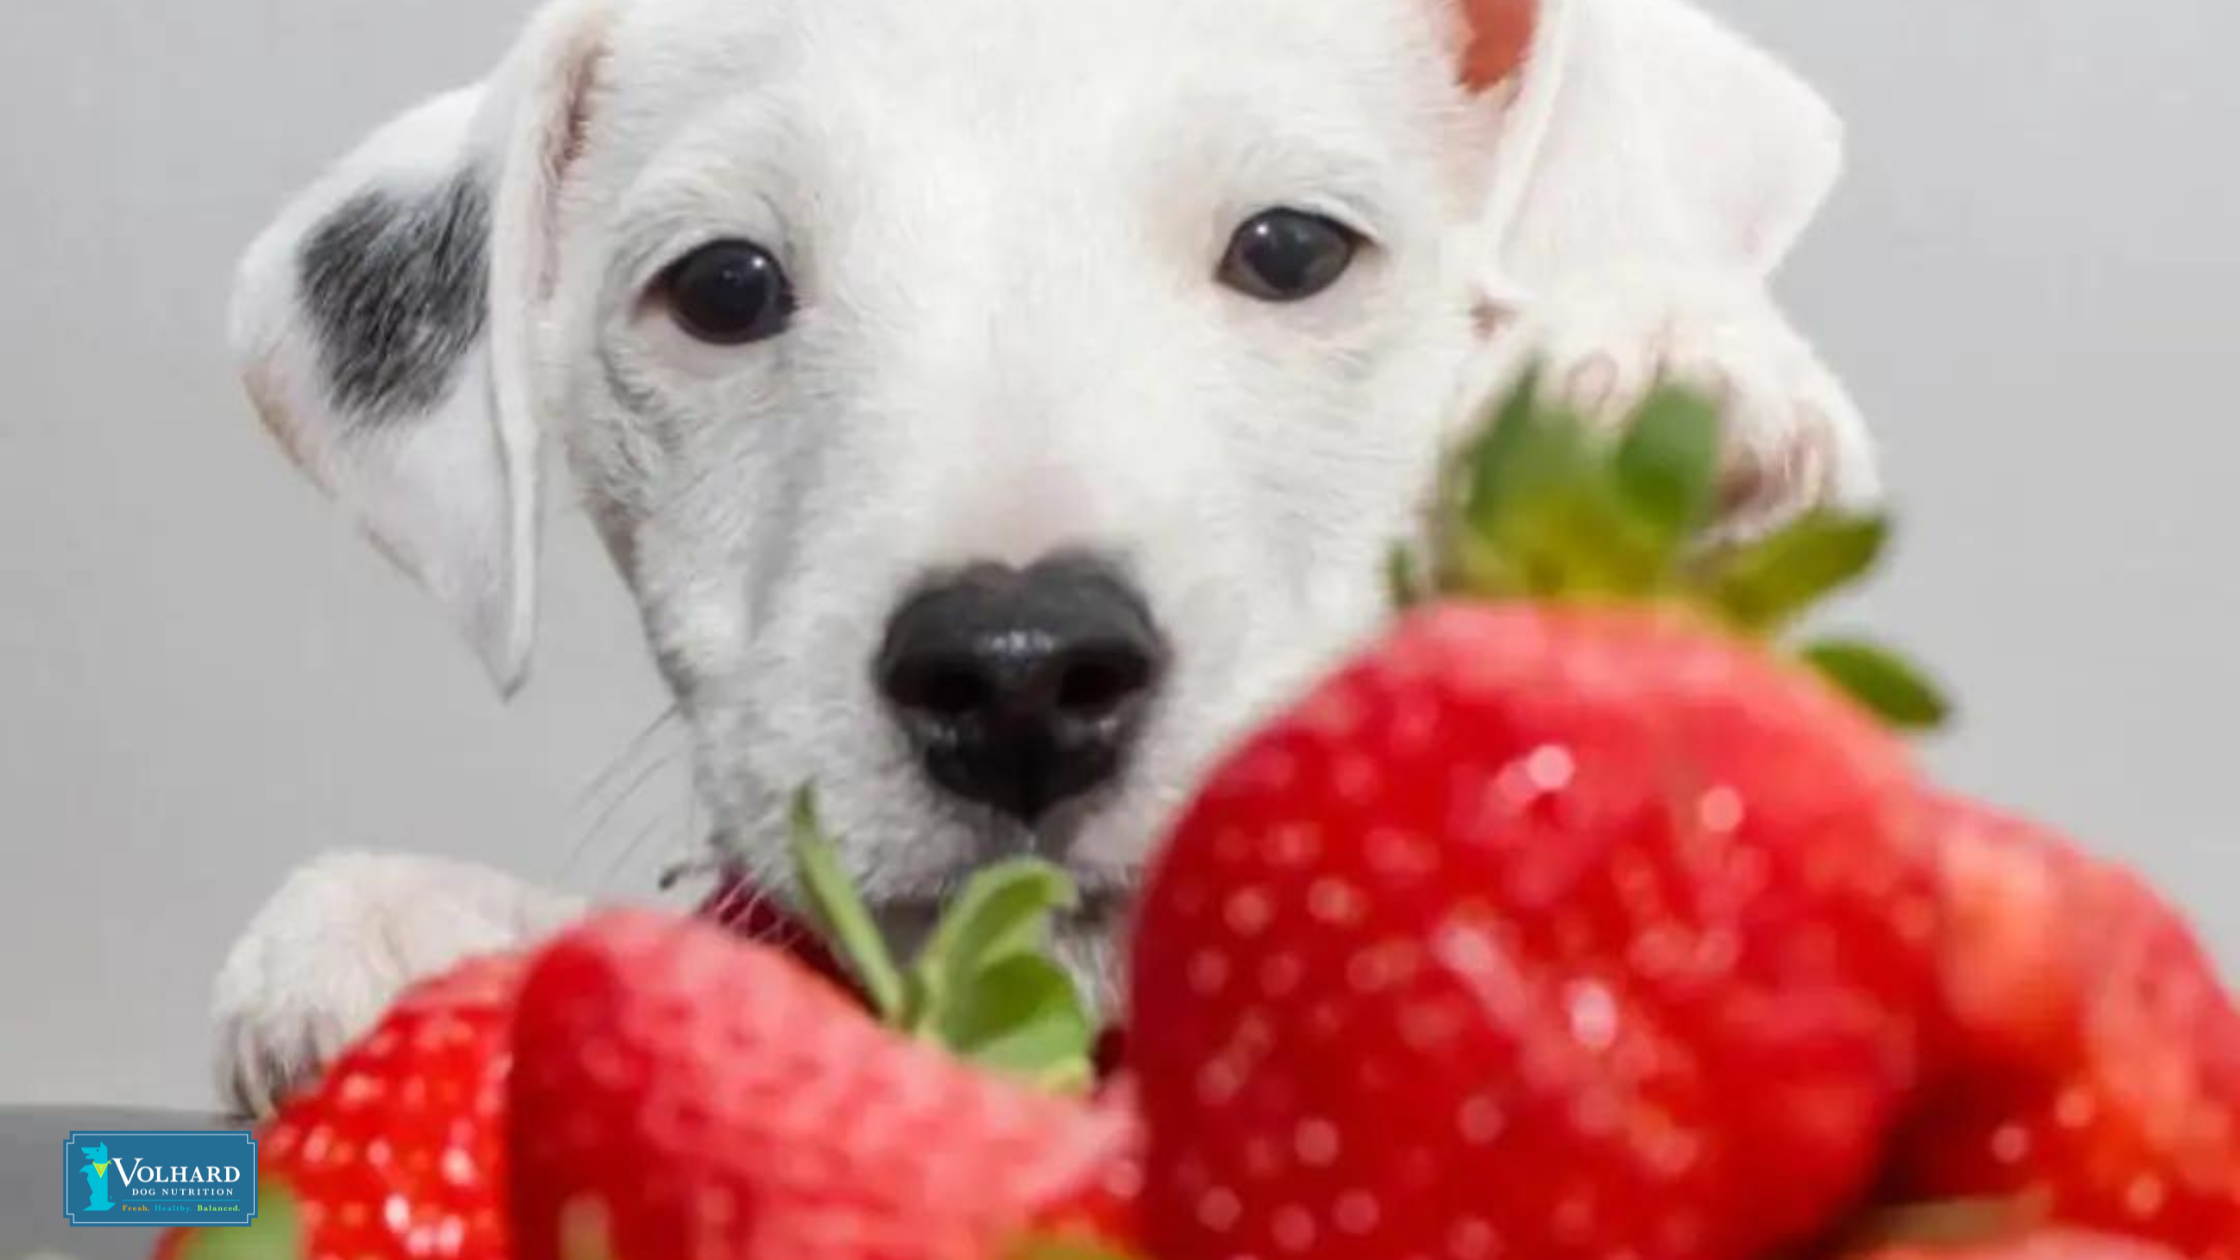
[877,556,1165,827]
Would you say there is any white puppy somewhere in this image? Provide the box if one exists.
[212,0,1878,1115]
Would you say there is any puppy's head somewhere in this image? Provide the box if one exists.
[232,0,1841,987]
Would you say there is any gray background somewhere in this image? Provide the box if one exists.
[0,1,2232,1108]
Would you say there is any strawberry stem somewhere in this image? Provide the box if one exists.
[790,789,909,1022]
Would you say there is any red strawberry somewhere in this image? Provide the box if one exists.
[507,910,1139,1260]
[1129,380,1951,1260]
[154,954,524,1260]
[1131,604,1938,1260]
[1883,797,2240,1259]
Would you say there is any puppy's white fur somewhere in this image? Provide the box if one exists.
[214,0,1874,1114]
[213,853,585,1116]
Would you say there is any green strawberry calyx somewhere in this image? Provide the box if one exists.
[1399,366,1953,732]
[790,789,1100,1092]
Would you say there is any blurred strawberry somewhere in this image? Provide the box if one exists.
[508,911,1137,1260]
[1883,797,2240,1259]
[155,805,1126,1260]
[153,954,524,1260]
[513,800,1135,1260]
[1129,377,1952,1260]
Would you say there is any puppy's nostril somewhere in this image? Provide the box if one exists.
[1055,648,1155,719]
[889,658,997,722]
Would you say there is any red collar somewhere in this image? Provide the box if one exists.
[695,868,854,993]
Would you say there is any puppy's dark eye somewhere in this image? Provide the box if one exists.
[1219,209,1361,302]
[659,239,795,345]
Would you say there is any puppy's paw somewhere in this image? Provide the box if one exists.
[1487,273,1881,539]
[210,853,584,1118]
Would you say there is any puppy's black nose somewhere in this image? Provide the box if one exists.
[877,558,1165,824]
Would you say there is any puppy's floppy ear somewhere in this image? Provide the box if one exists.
[1460,0,1845,284]
[229,0,616,694]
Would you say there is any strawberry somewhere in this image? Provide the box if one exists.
[155,802,1129,1260]
[1128,377,1952,1260]
[510,798,1138,1260]
[507,910,1139,1260]
[153,954,524,1260]
[1882,797,2240,1259]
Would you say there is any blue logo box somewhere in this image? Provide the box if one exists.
[65,1130,259,1228]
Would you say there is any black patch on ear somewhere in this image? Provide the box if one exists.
[299,169,491,425]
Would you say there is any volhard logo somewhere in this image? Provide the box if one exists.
[65,1131,259,1229]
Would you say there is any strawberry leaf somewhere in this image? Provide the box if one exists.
[1708,512,1889,632]
[175,1187,302,1260]
[939,952,1097,1089]
[790,789,908,1021]
[1448,366,1633,595]
[908,859,1079,1032]
[1446,373,1720,601]
[1454,362,1554,536]
[1468,393,1599,546]
[784,790,1097,1084]
[1614,384,1722,547]
[1801,637,1954,731]
[1514,477,1667,598]
[927,861,1079,978]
